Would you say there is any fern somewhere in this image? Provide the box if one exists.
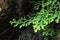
[9,0,60,33]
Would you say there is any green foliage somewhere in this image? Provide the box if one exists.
[43,28,56,37]
[29,0,41,10]
[9,0,60,37]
